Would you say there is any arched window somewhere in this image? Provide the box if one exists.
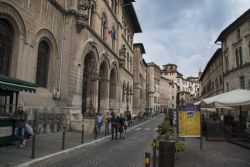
[127,82,129,102]
[111,0,117,14]
[127,53,129,70]
[36,40,50,87]
[130,57,133,73]
[122,81,126,102]
[88,4,95,27]
[0,19,13,76]
[101,13,107,41]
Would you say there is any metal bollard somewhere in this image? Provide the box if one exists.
[94,126,97,140]
[145,152,151,167]
[62,126,66,150]
[31,130,36,159]
[152,140,157,167]
[104,122,107,136]
[81,125,84,144]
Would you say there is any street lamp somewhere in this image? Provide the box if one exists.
[124,86,133,114]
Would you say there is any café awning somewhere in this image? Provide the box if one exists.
[0,74,37,93]
[195,89,250,108]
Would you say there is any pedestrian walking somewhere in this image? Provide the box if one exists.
[115,114,120,140]
[119,114,125,139]
[12,106,27,148]
[106,112,111,135]
[111,111,116,140]
[127,112,132,127]
[96,112,103,136]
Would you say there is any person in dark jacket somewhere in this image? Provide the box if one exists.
[119,114,125,139]
[12,106,27,148]
[111,111,116,140]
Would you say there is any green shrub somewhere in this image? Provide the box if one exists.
[175,140,186,152]
[157,120,173,140]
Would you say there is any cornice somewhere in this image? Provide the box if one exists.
[224,62,250,77]
[121,66,133,77]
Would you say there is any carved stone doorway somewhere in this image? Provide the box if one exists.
[82,53,96,116]
[98,62,109,114]
[109,68,117,112]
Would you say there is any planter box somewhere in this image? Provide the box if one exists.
[159,140,175,167]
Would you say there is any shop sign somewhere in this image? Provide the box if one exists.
[0,126,12,137]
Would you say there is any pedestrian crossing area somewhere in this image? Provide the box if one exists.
[134,127,158,131]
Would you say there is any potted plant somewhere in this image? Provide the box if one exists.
[156,120,175,167]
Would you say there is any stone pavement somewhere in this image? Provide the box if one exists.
[29,116,163,167]
[175,138,250,167]
[0,118,150,167]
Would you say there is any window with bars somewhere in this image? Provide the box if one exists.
[36,40,49,88]
[0,19,12,76]
[235,48,239,67]
[240,76,245,89]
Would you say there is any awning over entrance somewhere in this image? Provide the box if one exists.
[0,74,37,93]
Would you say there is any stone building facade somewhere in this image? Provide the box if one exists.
[216,9,250,92]
[147,62,161,113]
[133,43,147,114]
[200,48,224,99]
[215,8,250,121]
[159,76,171,112]
[0,0,142,131]
[161,63,200,107]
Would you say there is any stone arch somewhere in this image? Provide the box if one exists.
[98,60,109,114]
[33,28,58,90]
[0,2,27,77]
[109,63,119,111]
[81,40,99,66]
[82,52,97,115]
[98,52,110,73]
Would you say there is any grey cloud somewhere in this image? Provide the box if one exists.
[134,0,250,77]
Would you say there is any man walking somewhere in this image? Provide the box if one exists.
[12,106,27,148]
[96,112,103,136]
[111,111,116,140]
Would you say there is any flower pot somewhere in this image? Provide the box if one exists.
[158,140,175,167]
[157,135,165,141]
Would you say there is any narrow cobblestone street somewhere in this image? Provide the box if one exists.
[30,116,163,167]
[28,115,250,167]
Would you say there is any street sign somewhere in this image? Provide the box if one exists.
[177,105,201,137]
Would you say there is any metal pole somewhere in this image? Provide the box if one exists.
[104,122,107,136]
[81,125,84,144]
[200,107,202,151]
[153,140,157,167]
[94,125,97,140]
[145,152,151,167]
[31,131,36,159]
[62,126,66,150]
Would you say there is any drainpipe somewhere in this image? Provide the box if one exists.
[57,0,67,106]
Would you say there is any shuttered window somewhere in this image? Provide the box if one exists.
[36,41,49,87]
[0,19,12,76]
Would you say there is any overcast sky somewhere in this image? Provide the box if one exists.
[133,0,250,78]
